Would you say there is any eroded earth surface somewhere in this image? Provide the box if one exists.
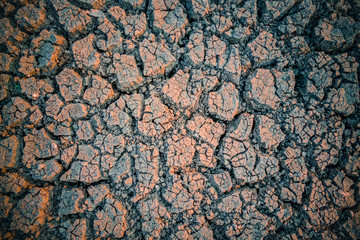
[0,0,360,239]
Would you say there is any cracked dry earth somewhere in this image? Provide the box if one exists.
[1,0,360,239]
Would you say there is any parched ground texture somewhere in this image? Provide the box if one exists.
[0,0,360,239]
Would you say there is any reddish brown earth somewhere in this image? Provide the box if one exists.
[0,0,360,239]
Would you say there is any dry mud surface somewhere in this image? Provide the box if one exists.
[0,0,360,239]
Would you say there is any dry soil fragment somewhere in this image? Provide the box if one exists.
[327,171,356,209]
[85,184,110,211]
[191,69,219,92]
[93,196,127,238]
[341,212,360,240]
[108,54,144,92]
[239,205,273,238]
[222,139,278,184]
[285,106,316,144]
[96,15,123,52]
[0,74,10,101]
[185,31,205,66]
[55,103,88,123]
[217,191,242,214]
[212,14,233,34]
[83,75,114,105]
[51,0,92,37]
[222,46,252,83]
[278,0,316,35]
[108,6,126,21]
[10,187,52,235]
[310,119,344,172]
[56,68,83,102]
[204,35,227,68]
[76,120,94,141]
[104,98,132,134]
[16,3,46,32]
[314,17,360,52]
[132,143,160,202]
[245,69,280,110]
[46,121,73,136]
[120,13,147,38]
[300,52,337,102]
[289,36,311,55]
[138,196,170,239]
[162,69,202,116]
[255,115,285,149]
[308,177,329,209]
[138,94,174,136]
[327,84,359,116]
[72,34,100,69]
[91,114,105,133]
[109,153,131,185]
[78,0,105,9]
[150,0,188,43]
[19,77,53,100]
[0,136,20,169]
[246,31,282,65]
[122,0,145,9]
[262,0,297,23]
[280,181,305,204]
[283,146,308,182]
[343,154,359,179]
[182,171,206,195]
[122,93,144,120]
[227,113,254,141]
[22,128,59,171]
[99,154,117,179]
[94,132,126,155]
[326,53,359,115]
[58,187,85,216]
[196,142,217,168]
[61,145,77,167]
[45,94,63,118]
[31,29,68,75]
[306,177,339,227]
[31,159,62,181]
[235,0,257,27]
[334,52,359,83]
[215,191,273,238]
[162,174,198,213]
[186,115,225,147]
[28,105,44,127]
[224,24,252,44]
[212,171,232,193]
[308,207,340,227]
[208,82,239,121]
[60,144,102,184]
[259,187,293,224]
[139,35,176,77]
[59,219,87,240]
[18,54,36,77]
[171,214,214,239]
[274,69,296,99]
[0,53,15,72]
[221,113,278,184]
[186,0,209,18]
[61,157,102,184]
[0,195,12,218]
[0,173,30,195]
[166,132,196,170]
[2,97,31,127]
[79,144,100,160]
[0,18,26,44]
